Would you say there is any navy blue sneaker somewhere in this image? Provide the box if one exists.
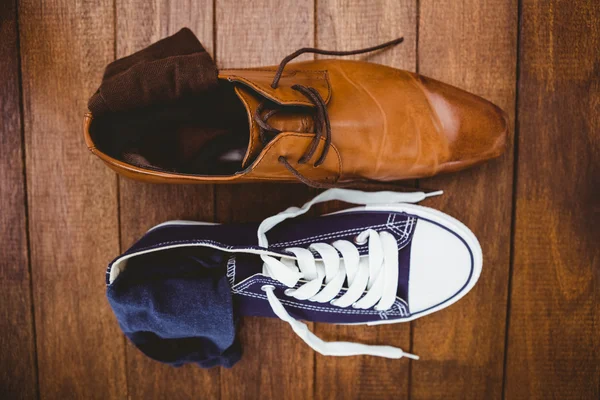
[107,189,482,366]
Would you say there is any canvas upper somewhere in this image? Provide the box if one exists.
[107,189,482,364]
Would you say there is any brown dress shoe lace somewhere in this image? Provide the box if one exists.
[253,38,404,188]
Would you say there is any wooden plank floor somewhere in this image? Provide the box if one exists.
[1,0,598,399]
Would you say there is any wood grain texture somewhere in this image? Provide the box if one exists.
[215,1,315,398]
[505,0,600,399]
[0,1,37,399]
[114,1,220,398]
[18,0,127,398]
[314,1,417,399]
[6,0,599,397]
[412,1,517,399]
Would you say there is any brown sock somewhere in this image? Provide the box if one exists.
[88,28,218,116]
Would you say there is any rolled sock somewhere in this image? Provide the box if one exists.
[107,247,241,368]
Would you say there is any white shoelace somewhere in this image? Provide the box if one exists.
[256,188,442,360]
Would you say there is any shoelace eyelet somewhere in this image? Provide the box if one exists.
[353,235,368,245]
[261,284,276,292]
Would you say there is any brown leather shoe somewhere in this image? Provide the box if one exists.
[84,28,508,187]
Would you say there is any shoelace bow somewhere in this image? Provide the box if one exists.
[256,188,443,359]
[253,38,404,188]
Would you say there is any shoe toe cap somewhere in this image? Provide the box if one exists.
[407,216,481,315]
[419,75,509,171]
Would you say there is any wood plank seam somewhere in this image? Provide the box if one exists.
[501,0,523,398]
[410,3,421,395]
[13,0,41,397]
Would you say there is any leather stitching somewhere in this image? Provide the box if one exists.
[235,87,257,167]
[225,69,332,104]
[245,133,342,181]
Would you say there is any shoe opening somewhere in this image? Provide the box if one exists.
[86,28,249,176]
[89,80,249,176]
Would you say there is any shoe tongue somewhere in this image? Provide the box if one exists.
[234,86,314,168]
